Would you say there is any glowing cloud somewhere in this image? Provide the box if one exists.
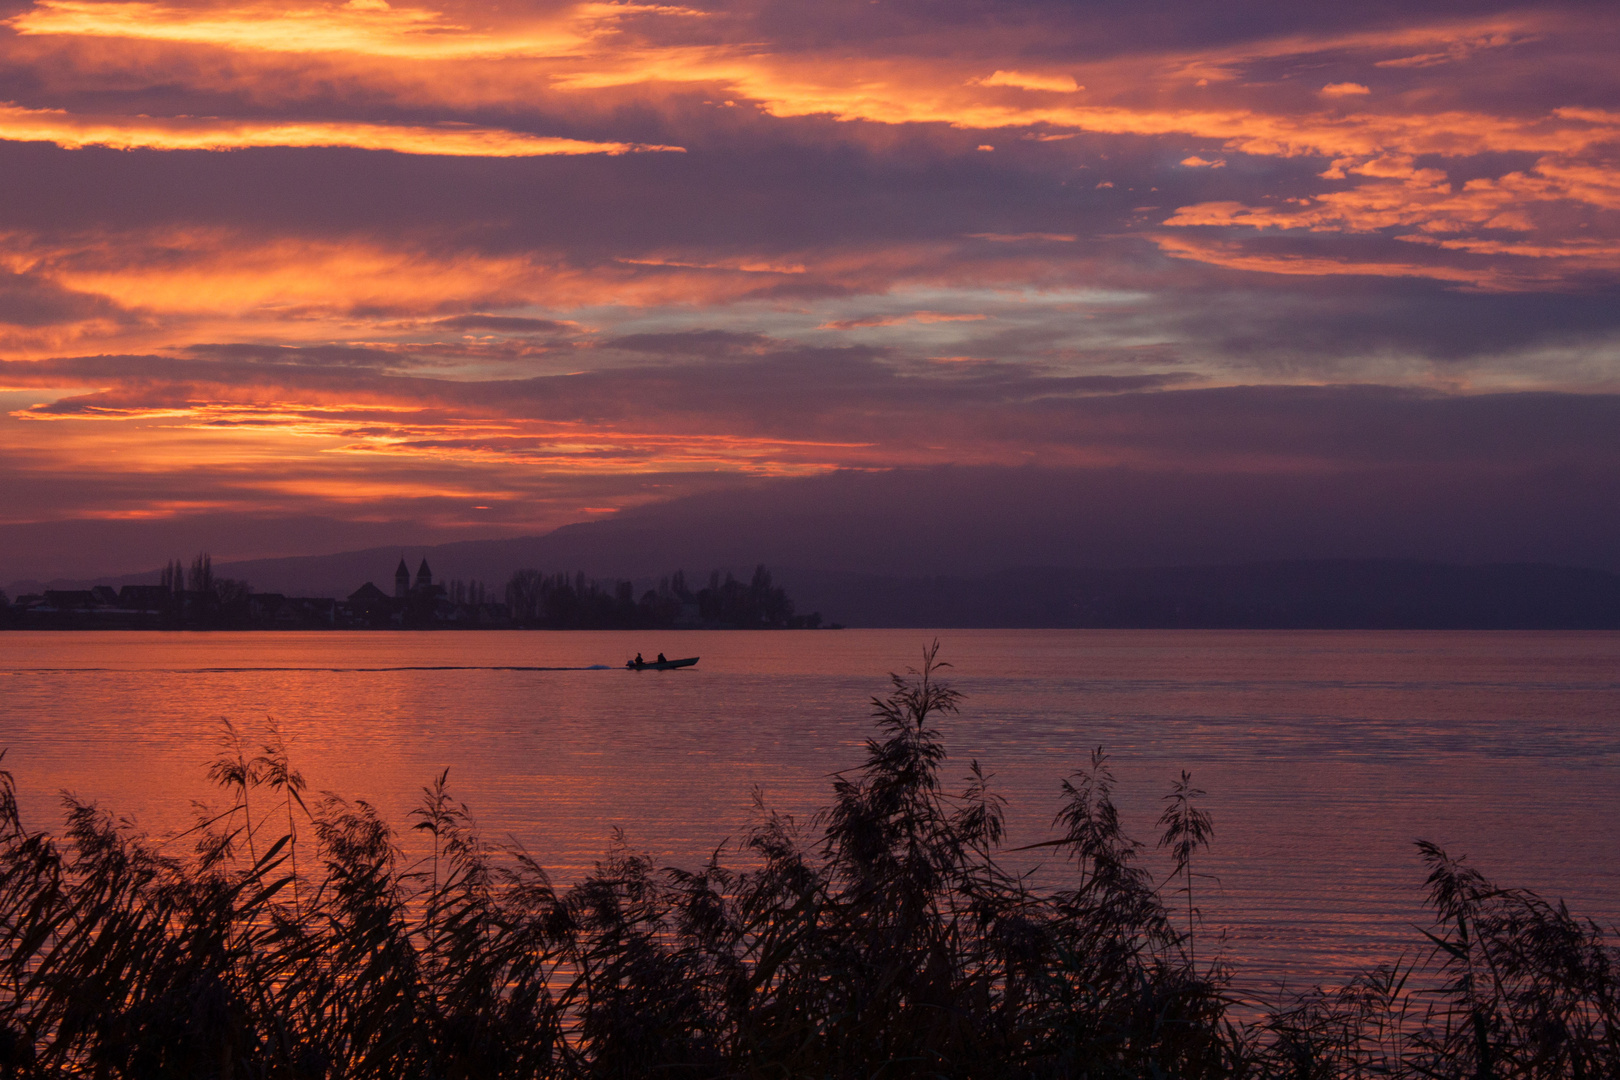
[1150,234,1507,288]
[5,0,590,60]
[975,70,1082,93]
[0,103,682,156]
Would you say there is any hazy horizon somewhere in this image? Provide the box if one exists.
[11,451,1620,593]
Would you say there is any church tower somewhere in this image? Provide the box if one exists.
[416,559,433,593]
[394,558,410,599]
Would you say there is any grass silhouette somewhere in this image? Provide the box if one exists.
[0,646,1614,1077]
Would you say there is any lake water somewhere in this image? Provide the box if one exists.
[1,629,1616,996]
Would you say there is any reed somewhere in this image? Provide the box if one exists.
[0,649,1614,1078]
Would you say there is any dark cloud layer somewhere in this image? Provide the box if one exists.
[5,342,1616,580]
[0,0,1616,579]
[0,268,124,327]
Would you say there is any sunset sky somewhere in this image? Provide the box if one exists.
[2,0,1618,581]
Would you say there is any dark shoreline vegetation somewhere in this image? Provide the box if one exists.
[1,557,827,631]
[11,556,1620,631]
[1,652,1615,1078]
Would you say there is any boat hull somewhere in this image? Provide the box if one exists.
[627,657,699,670]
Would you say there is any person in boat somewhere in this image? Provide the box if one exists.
[632,652,644,667]
[656,652,666,664]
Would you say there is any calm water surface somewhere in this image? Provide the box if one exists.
[2,629,1617,993]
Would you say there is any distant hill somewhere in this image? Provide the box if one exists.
[13,466,1620,628]
[782,561,1620,630]
[27,554,1620,630]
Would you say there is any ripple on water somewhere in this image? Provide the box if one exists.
[1,628,1616,988]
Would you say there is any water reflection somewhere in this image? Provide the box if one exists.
[1,628,1616,989]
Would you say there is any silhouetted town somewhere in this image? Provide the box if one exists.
[1,555,823,630]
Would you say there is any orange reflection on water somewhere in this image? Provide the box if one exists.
[1,628,1616,990]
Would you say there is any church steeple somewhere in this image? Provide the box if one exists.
[416,559,433,591]
[394,558,410,599]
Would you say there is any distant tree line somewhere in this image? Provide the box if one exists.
[0,552,268,629]
[504,564,821,629]
[151,553,253,627]
[6,552,435,631]
[5,556,825,631]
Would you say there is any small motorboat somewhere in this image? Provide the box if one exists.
[626,656,699,671]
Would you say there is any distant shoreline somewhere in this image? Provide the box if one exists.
[5,625,1618,634]
[9,558,1620,631]
[2,562,830,632]
[0,624,846,632]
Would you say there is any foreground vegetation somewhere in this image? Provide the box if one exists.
[1,652,1615,1078]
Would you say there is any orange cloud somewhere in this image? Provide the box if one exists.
[4,3,1591,169]
[1396,234,1620,264]
[1,1,1614,307]
[973,70,1081,93]
[0,102,681,156]
[6,0,605,60]
[7,379,878,487]
[0,230,867,350]
[1169,156,1610,233]
[1371,28,1531,68]
[1151,234,1507,288]
[6,226,1142,376]
[14,231,545,318]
